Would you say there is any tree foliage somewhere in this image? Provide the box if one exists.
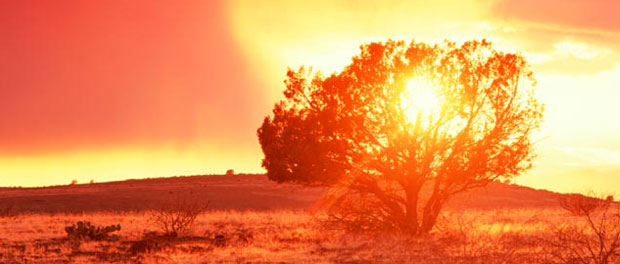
[258,39,543,234]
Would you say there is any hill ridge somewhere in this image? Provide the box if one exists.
[0,174,567,213]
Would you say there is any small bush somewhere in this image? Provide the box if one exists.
[149,194,209,237]
[65,221,121,241]
[541,194,620,264]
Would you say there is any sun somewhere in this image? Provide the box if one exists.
[401,77,441,123]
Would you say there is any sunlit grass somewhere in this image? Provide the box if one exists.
[0,208,576,263]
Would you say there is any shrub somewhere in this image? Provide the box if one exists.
[541,194,620,264]
[65,221,121,241]
[149,195,209,237]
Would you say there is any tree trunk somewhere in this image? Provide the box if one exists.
[403,184,422,234]
[420,193,445,234]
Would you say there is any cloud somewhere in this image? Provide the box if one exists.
[526,40,619,74]
[519,144,620,194]
[493,0,620,33]
[553,41,611,60]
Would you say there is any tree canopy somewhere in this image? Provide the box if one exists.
[258,39,543,234]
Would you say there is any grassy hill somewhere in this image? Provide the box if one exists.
[0,174,565,213]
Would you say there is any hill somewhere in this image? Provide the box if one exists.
[0,174,565,213]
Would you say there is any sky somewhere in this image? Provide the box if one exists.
[1,0,619,193]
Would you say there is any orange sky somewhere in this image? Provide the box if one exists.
[1,0,619,193]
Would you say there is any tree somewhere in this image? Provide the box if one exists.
[258,39,543,235]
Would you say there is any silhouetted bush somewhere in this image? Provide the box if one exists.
[65,221,121,241]
[226,169,234,175]
[148,194,209,237]
[540,194,620,264]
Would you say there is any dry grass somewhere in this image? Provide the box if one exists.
[0,207,603,264]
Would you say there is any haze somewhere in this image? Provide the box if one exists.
[1,0,619,193]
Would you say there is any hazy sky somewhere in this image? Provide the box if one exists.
[1,0,619,193]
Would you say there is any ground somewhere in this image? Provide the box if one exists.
[0,175,613,263]
[0,209,567,263]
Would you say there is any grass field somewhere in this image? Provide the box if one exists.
[1,175,617,263]
[0,208,595,264]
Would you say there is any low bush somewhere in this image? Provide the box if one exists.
[148,194,209,237]
[540,194,620,264]
[65,221,121,241]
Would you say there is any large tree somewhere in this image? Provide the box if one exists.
[258,40,543,235]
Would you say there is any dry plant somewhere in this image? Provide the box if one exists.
[317,187,399,233]
[434,210,539,264]
[541,194,620,264]
[0,209,567,263]
[64,221,121,241]
[148,193,210,237]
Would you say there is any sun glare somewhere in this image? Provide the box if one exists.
[401,77,441,122]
